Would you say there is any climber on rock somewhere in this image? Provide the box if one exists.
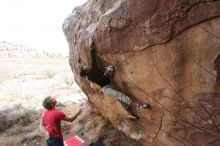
[79,38,151,120]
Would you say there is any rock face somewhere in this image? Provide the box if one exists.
[63,0,220,145]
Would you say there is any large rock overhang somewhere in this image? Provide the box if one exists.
[63,0,220,145]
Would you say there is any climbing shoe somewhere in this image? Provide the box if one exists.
[137,102,151,110]
[128,114,138,120]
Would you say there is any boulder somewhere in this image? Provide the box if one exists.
[63,0,220,145]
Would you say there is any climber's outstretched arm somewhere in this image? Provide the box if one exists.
[90,49,98,69]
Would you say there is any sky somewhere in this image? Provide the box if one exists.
[0,0,88,56]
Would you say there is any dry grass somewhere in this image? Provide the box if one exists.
[9,125,23,135]
[0,104,38,134]
[45,67,56,78]
[0,137,15,146]
[62,72,74,86]
[84,115,108,132]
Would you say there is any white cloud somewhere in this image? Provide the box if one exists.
[0,0,88,55]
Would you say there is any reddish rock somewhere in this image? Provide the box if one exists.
[63,0,220,145]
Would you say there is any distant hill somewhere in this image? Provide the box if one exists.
[0,41,66,58]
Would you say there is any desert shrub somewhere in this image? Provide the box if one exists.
[10,124,23,134]
[0,105,39,134]
[0,137,15,146]
[14,103,22,110]
[46,71,56,78]
[44,67,56,78]
[84,114,108,132]
[62,73,74,86]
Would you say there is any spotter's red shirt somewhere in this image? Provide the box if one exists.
[42,109,66,138]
